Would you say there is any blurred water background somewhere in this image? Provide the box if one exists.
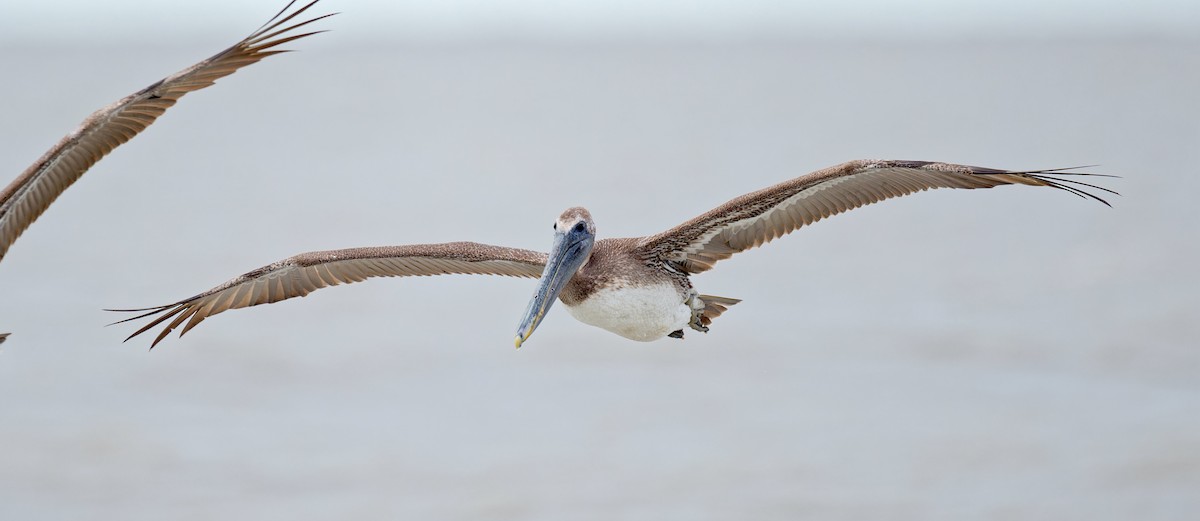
[0,1,1197,519]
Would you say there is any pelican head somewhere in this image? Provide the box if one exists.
[514,207,596,348]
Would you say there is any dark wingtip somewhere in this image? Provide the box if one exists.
[978,164,1119,207]
[104,306,172,327]
[1026,171,1119,207]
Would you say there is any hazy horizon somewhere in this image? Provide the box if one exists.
[2,0,1197,44]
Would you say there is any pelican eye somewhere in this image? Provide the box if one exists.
[573,222,587,233]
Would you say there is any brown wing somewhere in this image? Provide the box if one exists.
[110,242,549,348]
[636,159,1116,274]
[0,333,8,345]
[0,0,334,263]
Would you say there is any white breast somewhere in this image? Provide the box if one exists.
[563,282,691,342]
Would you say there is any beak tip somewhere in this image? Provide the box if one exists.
[514,335,524,349]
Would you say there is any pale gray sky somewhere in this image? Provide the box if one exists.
[2,0,1198,43]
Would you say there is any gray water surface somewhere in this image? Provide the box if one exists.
[0,39,1196,520]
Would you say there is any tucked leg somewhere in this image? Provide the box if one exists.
[684,291,709,333]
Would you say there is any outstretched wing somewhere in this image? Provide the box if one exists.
[0,0,334,263]
[636,159,1116,274]
[110,243,549,348]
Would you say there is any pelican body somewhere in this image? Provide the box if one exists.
[515,217,736,346]
[113,160,1115,348]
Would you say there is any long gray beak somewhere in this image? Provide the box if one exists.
[514,229,591,348]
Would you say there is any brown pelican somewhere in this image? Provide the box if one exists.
[0,0,333,264]
[112,160,1114,348]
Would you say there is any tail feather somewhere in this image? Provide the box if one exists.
[698,295,740,327]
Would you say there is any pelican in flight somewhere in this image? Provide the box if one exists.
[0,0,333,265]
[113,160,1114,348]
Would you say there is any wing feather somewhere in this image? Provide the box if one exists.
[636,160,1116,274]
[0,0,334,263]
[109,242,549,348]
